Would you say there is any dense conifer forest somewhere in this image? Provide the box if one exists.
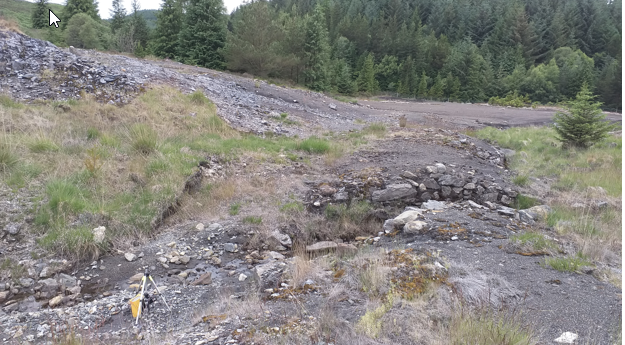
[31,0,622,109]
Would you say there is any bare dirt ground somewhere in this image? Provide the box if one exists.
[0,38,622,345]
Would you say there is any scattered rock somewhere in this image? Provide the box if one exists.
[0,290,9,303]
[554,332,578,344]
[224,243,238,253]
[392,210,423,226]
[195,223,205,231]
[269,230,292,248]
[48,295,63,308]
[306,241,338,253]
[329,103,337,110]
[92,226,106,244]
[238,274,248,282]
[254,261,283,290]
[4,222,22,235]
[125,253,137,262]
[190,272,212,286]
[372,184,417,202]
[403,220,428,234]
[422,200,446,210]
[527,205,552,220]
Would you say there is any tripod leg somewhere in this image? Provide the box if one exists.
[149,276,172,311]
[135,276,147,325]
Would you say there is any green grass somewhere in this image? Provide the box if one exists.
[510,232,558,253]
[471,126,621,197]
[0,0,64,39]
[0,86,349,261]
[512,194,540,210]
[0,95,24,109]
[229,202,241,216]
[0,146,19,171]
[296,136,331,154]
[28,137,59,153]
[450,309,536,345]
[242,216,262,224]
[512,174,529,186]
[544,252,592,272]
[362,123,387,137]
[280,201,304,214]
[188,91,210,105]
[129,124,158,154]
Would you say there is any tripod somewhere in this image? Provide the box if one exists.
[132,269,171,325]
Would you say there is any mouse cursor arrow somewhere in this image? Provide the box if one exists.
[49,9,60,28]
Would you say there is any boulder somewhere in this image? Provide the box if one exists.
[434,163,446,173]
[401,171,419,181]
[371,184,417,202]
[48,295,63,308]
[124,253,137,262]
[403,221,428,234]
[441,186,452,198]
[422,200,446,210]
[92,226,106,244]
[336,243,358,256]
[392,210,423,226]
[254,262,283,290]
[422,178,440,190]
[224,243,238,252]
[420,192,432,201]
[0,290,9,303]
[269,230,292,248]
[527,205,552,220]
[438,174,464,187]
[57,273,77,288]
[306,241,338,253]
[383,219,395,233]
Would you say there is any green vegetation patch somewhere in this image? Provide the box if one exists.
[543,253,592,273]
[509,232,558,255]
[449,309,537,345]
[473,126,621,197]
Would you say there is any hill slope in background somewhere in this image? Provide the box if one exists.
[136,9,157,29]
[0,0,64,38]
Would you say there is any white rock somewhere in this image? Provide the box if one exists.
[124,253,137,262]
[434,163,446,173]
[92,226,106,244]
[48,295,63,307]
[238,274,248,282]
[554,332,578,344]
[403,220,428,233]
[267,251,285,260]
[195,223,205,231]
[422,200,446,210]
[393,210,423,226]
[383,219,395,233]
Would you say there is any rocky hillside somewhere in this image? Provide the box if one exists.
[0,30,621,345]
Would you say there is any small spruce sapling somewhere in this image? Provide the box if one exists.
[553,84,618,148]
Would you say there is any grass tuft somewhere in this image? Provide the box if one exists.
[544,252,592,272]
[188,90,210,105]
[242,216,262,224]
[28,137,59,153]
[297,136,331,154]
[129,123,158,154]
[0,146,19,171]
[229,202,241,216]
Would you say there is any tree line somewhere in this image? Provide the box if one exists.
[31,0,621,110]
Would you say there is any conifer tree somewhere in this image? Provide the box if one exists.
[428,73,445,99]
[335,59,355,95]
[397,56,416,96]
[416,71,428,98]
[31,0,49,29]
[357,53,377,94]
[130,0,150,48]
[152,0,183,59]
[553,84,617,148]
[304,5,330,91]
[177,0,227,69]
[110,0,126,34]
[62,0,99,29]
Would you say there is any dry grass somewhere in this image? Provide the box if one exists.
[0,16,22,33]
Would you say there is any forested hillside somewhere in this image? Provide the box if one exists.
[221,0,621,109]
[22,0,622,110]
